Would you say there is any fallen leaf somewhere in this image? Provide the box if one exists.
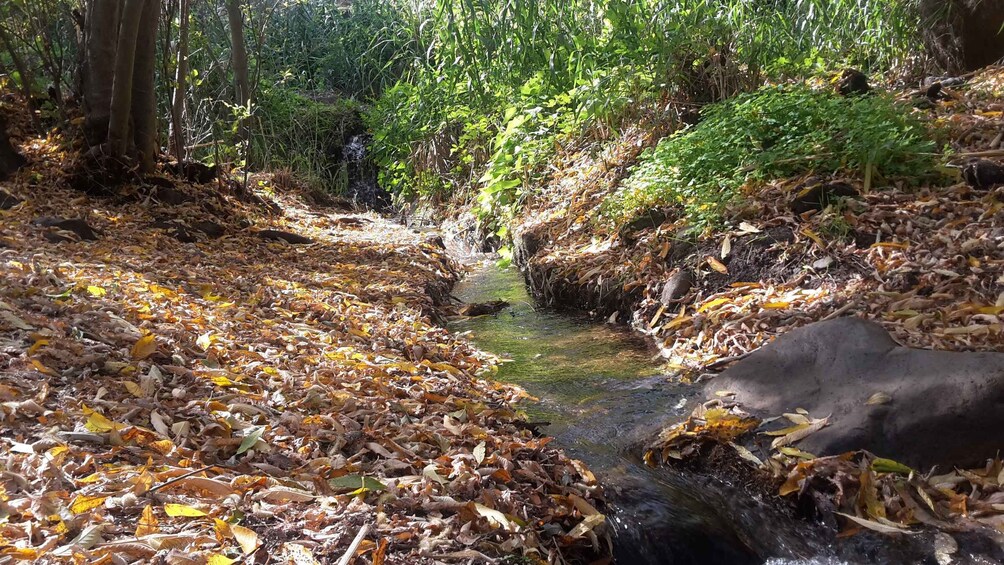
[131,334,157,360]
[231,524,260,553]
[163,503,208,517]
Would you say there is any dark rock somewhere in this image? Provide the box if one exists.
[679,108,702,127]
[0,189,22,210]
[962,159,1004,190]
[151,220,197,243]
[660,270,694,305]
[853,230,877,249]
[513,229,541,266]
[0,117,25,181]
[256,229,313,245]
[705,318,1004,468]
[332,217,371,229]
[423,234,446,249]
[143,175,176,190]
[165,161,218,184]
[150,184,193,206]
[193,221,225,239]
[33,217,99,241]
[836,69,870,97]
[922,76,965,89]
[623,209,669,234]
[458,300,509,317]
[790,180,858,215]
[925,81,944,100]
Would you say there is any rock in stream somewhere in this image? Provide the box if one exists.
[705,317,1004,469]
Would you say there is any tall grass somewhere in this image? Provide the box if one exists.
[367,0,928,231]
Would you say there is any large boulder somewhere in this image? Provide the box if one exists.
[705,317,1004,469]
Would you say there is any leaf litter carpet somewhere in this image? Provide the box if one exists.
[0,163,605,563]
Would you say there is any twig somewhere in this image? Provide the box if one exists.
[949,149,1004,160]
[705,349,756,371]
[147,466,215,494]
[336,523,371,565]
[822,299,859,322]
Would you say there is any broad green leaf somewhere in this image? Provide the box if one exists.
[236,426,265,455]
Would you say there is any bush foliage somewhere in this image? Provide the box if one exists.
[603,86,938,230]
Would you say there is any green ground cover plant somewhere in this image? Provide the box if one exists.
[602,85,939,231]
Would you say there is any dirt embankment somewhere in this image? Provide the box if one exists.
[510,68,1004,375]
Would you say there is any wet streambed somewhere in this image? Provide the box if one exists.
[449,262,930,565]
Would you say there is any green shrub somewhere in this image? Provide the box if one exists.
[603,85,939,230]
[254,88,362,192]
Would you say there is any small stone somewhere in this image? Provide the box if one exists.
[812,256,835,270]
[257,229,313,244]
[836,69,870,97]
[34,217,99,241]
[660,270,694,305]
[458,300,509,316]
[790,181,858,215]
[0,189,22,210]
[962,159,1004,190]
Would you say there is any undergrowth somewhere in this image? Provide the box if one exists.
[602,85,940,231]
[365,0,929,235]
[254,89,363,193]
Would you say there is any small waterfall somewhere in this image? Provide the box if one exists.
[342,134,390,210]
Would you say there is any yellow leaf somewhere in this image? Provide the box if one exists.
[86,285,106,297]
[231,524,260,553]
[213,518,233,540]
[697,298,729,313]
[207,555,237,565]
[82,406,123,432]
[70,494,107,514]
[2,547,38,559]
[136,504,159,536]
[196,332,213,351]
[27,338,49,355]
[763,302,790,309]
[163,503,208,517]
[148,439,175,455]
[131,335,157,360]
[123,381,144,398]
[199,285,222,302]
[209,374,235,387]
[800,228,824,247]
[706,256,729,274]
[29,358,57,376]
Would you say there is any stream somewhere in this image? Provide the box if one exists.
[449,261,932,565]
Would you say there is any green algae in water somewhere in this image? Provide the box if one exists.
[449,263,664,418]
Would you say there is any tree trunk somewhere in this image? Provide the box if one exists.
[226,0,250,141]
[131,0,159,172]
[0,25,33,103]
[169,0,190,160]
[83,0,120,147]
[0,116,25,181]
[106,0,144,159]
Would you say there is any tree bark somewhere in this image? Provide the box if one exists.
[83,0,120,147]
[131,0,159,172]
[169,0,190,160]
[0,24,34,103]
[0,116,25,181]
[107,0,144,159]
[226,0,250,141]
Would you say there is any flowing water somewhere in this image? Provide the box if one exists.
[449,261,935,565]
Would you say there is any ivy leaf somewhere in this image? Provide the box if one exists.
[236,426,265,455]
